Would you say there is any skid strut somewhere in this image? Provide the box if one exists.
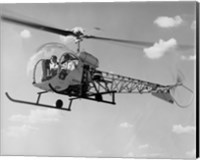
[49,83,117,111]
[67,91,117,110]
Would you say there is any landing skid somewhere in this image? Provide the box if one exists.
[5,92,71,111]
[5,83,117,112]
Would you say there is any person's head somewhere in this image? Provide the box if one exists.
[64,53,71,60]
[51,55,57,63]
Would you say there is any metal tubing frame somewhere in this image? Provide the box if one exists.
[91,70,172,94]
[49,83,116,110]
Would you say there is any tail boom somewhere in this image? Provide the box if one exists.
[90,70,192,106]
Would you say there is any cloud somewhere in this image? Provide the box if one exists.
[143,38,177,59]
[138,144,149,149]
[5,124,38,138]
[138,144,149,150]
[59,35,76,43]
[126,152,135,157]
[95,150,103,155]
[7,109,60,138]
[186,148,196,157]
[10,109,60,124]
[119,122,133,128]
[191,20,196,30]
[20,29,31,38]
[154,15,183,28]
[172,124,195,134]
[181,55,196,61]
[126,152,161,158]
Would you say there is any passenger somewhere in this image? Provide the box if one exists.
[60,54,71,69]
[59,54,71,80]
[60,53,78,70]
[59,53,78,80]
[67,60,78,71]
[49,55,58,77]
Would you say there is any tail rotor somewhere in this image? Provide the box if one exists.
[170,70,194,108]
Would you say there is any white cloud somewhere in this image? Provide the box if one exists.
[138,144,149,150]
[154,15,183,28]
[20,29,31,38]
[59,28,71,43]
[7,109,60,138]
[119,122,133,128]
[59,35,76,43]
[172,124,195,134]
[126,152,135,157]
[181,55,196,61]
[191,20,196,30]
[126,152,161,158]
[5,124,38,138]
[95,150,103,155]
[189,55,196,60]
[10,109,60,124]
[143,38,177,59]
[186,148,196,157]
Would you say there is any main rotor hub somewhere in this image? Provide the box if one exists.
[72,27,85,40]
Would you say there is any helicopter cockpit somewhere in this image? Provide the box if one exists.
[30,42,80,88]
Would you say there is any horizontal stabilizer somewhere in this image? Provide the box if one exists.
[152,92,174,104]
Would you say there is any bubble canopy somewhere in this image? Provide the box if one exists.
[27,42,77,83]
[27,43,74,72]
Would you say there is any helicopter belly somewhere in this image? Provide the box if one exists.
[33,76,69,91]
[33,68,83,92]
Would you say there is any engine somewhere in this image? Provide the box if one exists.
[78,51,99,68]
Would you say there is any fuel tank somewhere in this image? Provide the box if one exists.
[78,51,99,68]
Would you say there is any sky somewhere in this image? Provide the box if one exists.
[0,2,197,159]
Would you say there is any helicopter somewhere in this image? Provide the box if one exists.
[2,15,194,111]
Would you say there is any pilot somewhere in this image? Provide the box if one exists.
[49,55,58,77]
[59,53,71,80]
[60,54,71,66]
[42,59,50,81]
[60,53,78,71]
[41,55,58,81]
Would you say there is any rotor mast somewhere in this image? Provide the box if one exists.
[77,40,81,52]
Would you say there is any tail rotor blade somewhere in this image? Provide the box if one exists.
[170,70,193,108]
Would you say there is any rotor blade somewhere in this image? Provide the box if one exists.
[84,35,154,47]
[1,15,75,37]
[84,35,194,50]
